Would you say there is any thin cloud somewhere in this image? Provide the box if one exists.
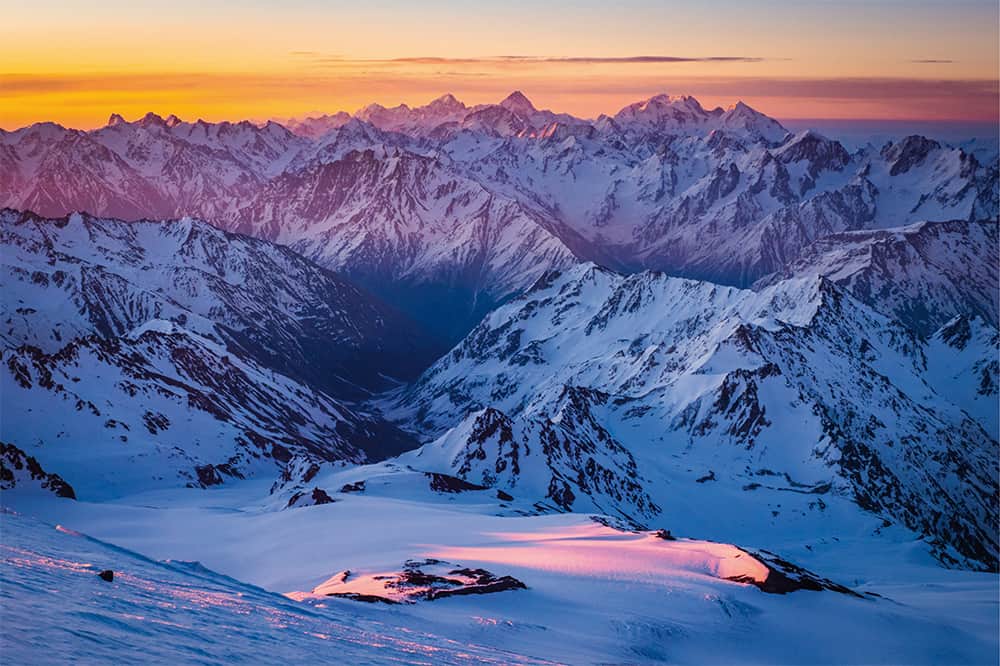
[910,59,955,64]
[320,55,772,65]
[701,76,995,100]
[511,56,769,64]
[4,73,994,102]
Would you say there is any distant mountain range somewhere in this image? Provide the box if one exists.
[3,92,996,340]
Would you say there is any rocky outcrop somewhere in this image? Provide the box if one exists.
[0,442,76,499]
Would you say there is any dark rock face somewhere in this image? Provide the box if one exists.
[193,464,239,488]
[97,570,114,582]
[426,472,488,493]
[286,487,337,509]
[310,488,335,504]
[339,481,366,494]
[0,442,76,499]
[325,592,399,604]
[323,559,527,605]
[425,573,527,600]
[728,548,863,597]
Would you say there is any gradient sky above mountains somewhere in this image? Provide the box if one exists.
[3,0,998,129]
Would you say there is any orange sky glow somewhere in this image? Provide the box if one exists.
[2,0,997,129]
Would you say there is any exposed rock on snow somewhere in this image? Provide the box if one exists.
[289,559,528,604]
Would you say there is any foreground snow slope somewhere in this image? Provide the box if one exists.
[5,487,998,665]
[0,508,551,665]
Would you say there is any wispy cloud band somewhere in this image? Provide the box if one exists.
[379,55,771,65]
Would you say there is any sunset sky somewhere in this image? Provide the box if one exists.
[3,0,998,129]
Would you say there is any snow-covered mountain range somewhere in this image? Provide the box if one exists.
[3,92,996,340]
[228,148,576,338]
[2,210,430,497]
[2,208,438,394]
[755,219,998,336]
[2,92,998,664]
[385,264,997,569]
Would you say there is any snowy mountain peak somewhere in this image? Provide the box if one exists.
[652,93,706,112]
[499,90,538,116]
[775,130,851,169]
[284,111,353,138]
[107,113,127,126]
[137,111,168,128]
[614,93,709,123]
[881,135,944,175]
[720,101,789,144]
[425,93,466,113]
[354,102,387,119]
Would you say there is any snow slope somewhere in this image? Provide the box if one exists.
[0,508,552,665]
[5,488,998,665]
[1,324,415,499]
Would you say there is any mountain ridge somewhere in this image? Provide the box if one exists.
[4,91,995,343]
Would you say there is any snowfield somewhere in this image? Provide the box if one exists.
[3,486,998,665]
[0,508,552,665]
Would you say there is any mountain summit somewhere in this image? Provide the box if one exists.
[499,90,538,116]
